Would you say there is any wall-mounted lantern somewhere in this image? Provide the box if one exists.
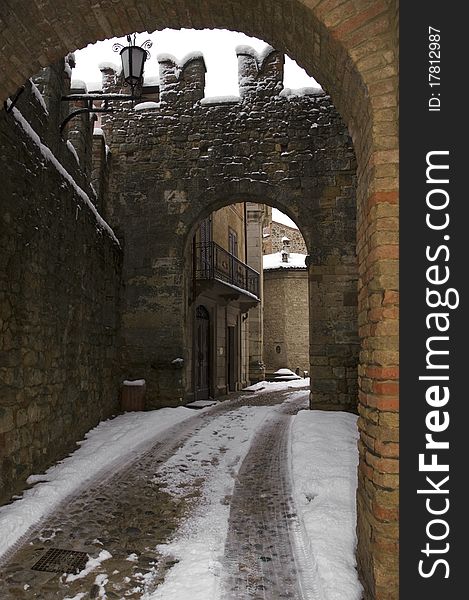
[60,34,153,134]
[112,34,152,97]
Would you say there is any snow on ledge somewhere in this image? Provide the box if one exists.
[70,79,88,92]
[280,86,324,98]
[66,140,80,165]
[99,61,119,72]
[93,127,105,140]
[133,101,160,111]
[123,379,146,387]
[9,104,119,246]
[29,80,48,115]
[200,96,240,106]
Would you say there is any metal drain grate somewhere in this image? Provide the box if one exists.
[31,548,89,574]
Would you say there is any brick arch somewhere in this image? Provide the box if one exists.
[0,2,398,599]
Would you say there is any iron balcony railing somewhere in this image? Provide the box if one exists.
[195,241,260,299]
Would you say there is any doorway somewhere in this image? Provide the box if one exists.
[195,305,211,399]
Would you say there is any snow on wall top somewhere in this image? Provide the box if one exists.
[157,51,206,73]
[70,78,87,91]
[235,44,277,67]
[133,101,160,111]
[280,86,324,98]
[200,96,240,105]
[99,61,120,72]
[263,252,307,270]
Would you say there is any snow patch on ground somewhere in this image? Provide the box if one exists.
[65,550,112,583]
[290,410,363,600]
[142,405,272,599]
[0,407,197,561]
[243,377,309,393]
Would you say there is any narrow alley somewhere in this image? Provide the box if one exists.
[0,382,359,599]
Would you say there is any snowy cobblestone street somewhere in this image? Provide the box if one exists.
[0,382,361,599]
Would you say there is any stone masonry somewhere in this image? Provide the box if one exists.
[263,217,308,255]
[0,62,122,504]
[0,1,399,596]
[99,46,358,413]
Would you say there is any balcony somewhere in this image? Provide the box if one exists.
[194,241,260,308]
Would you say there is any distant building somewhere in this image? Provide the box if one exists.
[262,235,309,377]
[190,204,260,399]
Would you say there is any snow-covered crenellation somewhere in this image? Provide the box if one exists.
[157,50,205,70]
[235,44,277,68]
[263,251,307,270]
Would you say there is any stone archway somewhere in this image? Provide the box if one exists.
[0,3,398,598]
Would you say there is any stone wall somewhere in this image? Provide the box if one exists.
[0,68,122,503]
[0,3,399,595]
[263,221,307,255]
[263,269,309,375]
[101,46,358,411]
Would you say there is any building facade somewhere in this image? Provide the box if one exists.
[189,204,260,400]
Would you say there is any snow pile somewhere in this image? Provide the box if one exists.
[263,251,307,270]
[290,410,363,600]
[272,367,301,380]
[243,377,309,393]
[0,407,197,561]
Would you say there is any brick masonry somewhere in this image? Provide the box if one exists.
[0,2,399,597]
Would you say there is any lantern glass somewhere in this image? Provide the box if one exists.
[120,45,147,88]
